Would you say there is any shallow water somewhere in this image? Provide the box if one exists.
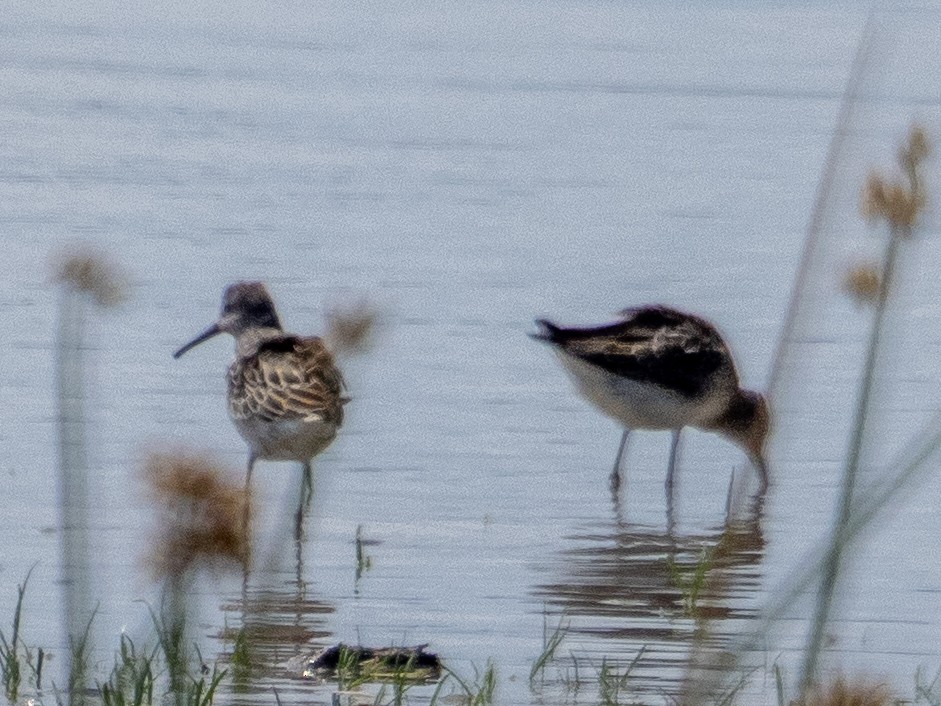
[2,0,941,703]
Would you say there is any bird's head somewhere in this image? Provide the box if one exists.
[173,282,282,359]
[715,389,771,491]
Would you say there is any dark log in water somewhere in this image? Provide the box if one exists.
[304,643,442,682]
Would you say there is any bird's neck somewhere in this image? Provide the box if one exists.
[706,389,755,445]
[235,326,283,357]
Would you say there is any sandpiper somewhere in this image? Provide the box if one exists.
[531,305,769,492]
[174,282,346,492]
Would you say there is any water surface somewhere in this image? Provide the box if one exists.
[2,1,941,703]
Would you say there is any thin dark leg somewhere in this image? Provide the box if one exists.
[666,494,677,536]
[242,454,256,584]
[610,429,631,492]
[302,461,313,509]
[724,467,737,521]
[294,461,312,542]
[753,456,770,494]
[246,453,256,490]
[244,453,256,526]
[665,430,681,529]
[665,428,681,489]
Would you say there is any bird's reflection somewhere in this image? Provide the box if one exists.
[532,480,766,698]
[218,467,334,695]
[219,582,334,697]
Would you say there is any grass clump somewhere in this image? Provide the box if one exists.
[227,627,253,690]
[0,571,43,702]
[529,612,568,686]
[668,548,714,618]
[98,635,158,706]
[442,660,496,706]
[0,576,27,702]
[913,666,941,704]
[184,662,226,706]
[597,657,635,706]
[354,525,374,588]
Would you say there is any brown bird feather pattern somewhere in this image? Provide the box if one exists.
[227,334,346,426]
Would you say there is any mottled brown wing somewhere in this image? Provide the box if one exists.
[228,335,346,425]
[536,306,735,398]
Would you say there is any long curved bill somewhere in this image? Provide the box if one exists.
[173,322,223,359]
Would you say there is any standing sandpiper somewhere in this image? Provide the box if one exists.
[531,305,769,493]
[174,282,346,503]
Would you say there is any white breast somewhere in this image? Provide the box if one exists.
[232,416,339,462]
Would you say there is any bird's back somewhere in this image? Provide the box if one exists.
[534,305,737,398]
[228,334,346,426]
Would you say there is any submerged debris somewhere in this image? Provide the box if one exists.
[303,643,441,682]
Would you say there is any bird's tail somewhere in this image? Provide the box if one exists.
[529,319,563,343]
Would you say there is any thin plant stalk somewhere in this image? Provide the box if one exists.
[687,405,941,703]
[441,662,496,706]
[767,8,876,393]
[52,249,126,702]
[151,582,189,706]
[54,285,94,703]
[146,451,250,706]
[69,610,97,706]
[800,133,921,689]
[686,124,931,700]
[529,612,567,686]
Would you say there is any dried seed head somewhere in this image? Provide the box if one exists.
[325,298,380,356]
[861,172,887,222]
[843,263,882,305]
[861,172,921,229]
[145,450,251,580]
[900,124,930,173]
[792,675,893,706]
[863,126,931,230]
[52,247,127,307]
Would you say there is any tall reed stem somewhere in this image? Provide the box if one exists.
[54,286,94,703]
[799,220,907,692]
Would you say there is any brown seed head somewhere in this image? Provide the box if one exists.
[792,675,893,706]
[899,124,930,173]
[52,247,127,307]
[325,297,380,355]
[861,172,887,222]
[842,263,882,305]
[863,126,931,231]
[861,172,921,229]
[145,450,251,580]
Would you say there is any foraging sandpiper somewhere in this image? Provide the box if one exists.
[531,305,769,492]
[174,282,346,491]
